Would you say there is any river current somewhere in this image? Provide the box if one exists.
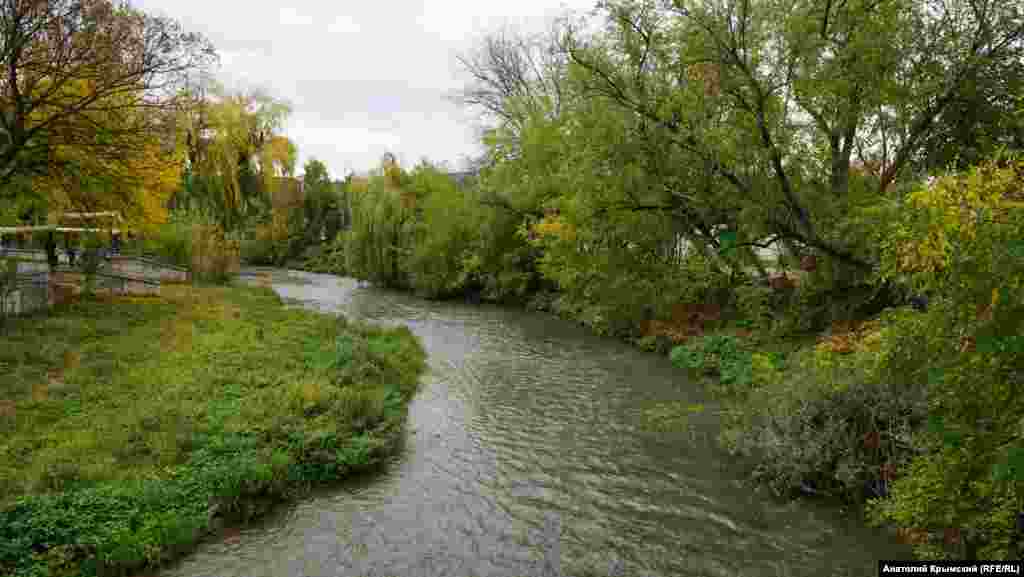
[161,269,907,577]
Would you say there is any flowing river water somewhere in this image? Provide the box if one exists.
[161,269,909,577]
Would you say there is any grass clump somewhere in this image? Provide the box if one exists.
[0,284,426,576]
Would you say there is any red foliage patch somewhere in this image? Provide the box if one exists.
[863,431,881,451]
[670,303,722,326]
[222,527,242,544]
[767,274,797,291]
[896,527,930,545]
[880,462,898,482]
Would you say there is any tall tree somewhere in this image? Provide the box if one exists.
[455,23,570,141]
[558,0,1024,273]
[177,82,292,230]
[0,0,215,189]
[300,157,338,244]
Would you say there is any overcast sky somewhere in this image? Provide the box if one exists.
[131,0,597,180]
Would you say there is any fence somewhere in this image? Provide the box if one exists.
[0,270,49,318]
[0,251,184,319]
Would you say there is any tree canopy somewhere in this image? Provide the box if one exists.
[0,0,215,189]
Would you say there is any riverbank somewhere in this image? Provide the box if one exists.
[0,283,427,577]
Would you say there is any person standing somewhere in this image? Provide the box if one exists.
[45,231,58,270]
[66,234,77,267]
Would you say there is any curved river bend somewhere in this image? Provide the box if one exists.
[162,270,907,577]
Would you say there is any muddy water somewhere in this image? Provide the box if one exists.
[162,269,907,577]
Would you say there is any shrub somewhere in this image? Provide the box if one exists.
[716,155,1024,559]
[191,225,239,283]
[298,234,348,274]
[733,283,773,326]
[670,334,752,390]
[240,234,282,266]
[718,310,929,502]
[142,218,193,268]
[863,154,1024,559]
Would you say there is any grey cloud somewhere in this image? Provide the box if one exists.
[132,0,594,178]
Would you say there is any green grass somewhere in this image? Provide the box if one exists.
[0,284,427,577]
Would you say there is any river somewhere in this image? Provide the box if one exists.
[160,269,908,577]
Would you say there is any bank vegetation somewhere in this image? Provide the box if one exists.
[301,0,1024,561]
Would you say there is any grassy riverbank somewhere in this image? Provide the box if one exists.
[0,283,426,577]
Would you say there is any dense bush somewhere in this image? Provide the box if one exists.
[864,155,1024,559]
[141,215,195,268]
[299,234,347,274]
[714,312,929,502]
[704,156,1024,559]
[670,334,752,389]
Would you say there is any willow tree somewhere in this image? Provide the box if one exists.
[177,82,293,231]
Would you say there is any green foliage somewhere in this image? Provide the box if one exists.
[300,158,341,248]
[400,164,481,298]
[141,210,209,268]
[178,84,293,233]
[718,311,930,501]
[705,156,1024,558]
[871,157,1024,524]
[0,284,426,576]
[299,234,348,275]
[239,234,283,266]
[670,335,753,390]
[341,170,412,289]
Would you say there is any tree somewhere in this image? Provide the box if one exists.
[558,0,1024,276]
[300,157,337,244]
[916,58,1024,172]
[0,0,215,189]
[37,100,185,232]
[268,135,297,177]
[455,22,571,155]
[177,82,292,230]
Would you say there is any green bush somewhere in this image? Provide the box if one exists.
[863,156,1024,559]
[298,234,348,274]
[240,235,284,266]
[711,156,1024,559]
[670,334,752,389]
[733,283,773,326]
[142,214,195,268]
[718,310,930,502]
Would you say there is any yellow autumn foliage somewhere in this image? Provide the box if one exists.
[883,157,1022,279]
[531,215,576,242]
[29,78,184,234]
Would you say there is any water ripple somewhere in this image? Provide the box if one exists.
[163,270,910,577]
